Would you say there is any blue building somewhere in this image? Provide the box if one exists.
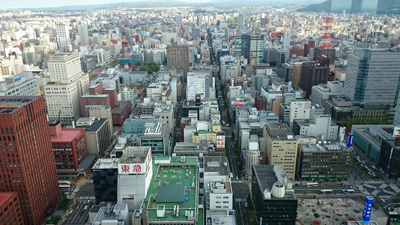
[123,115,161,134]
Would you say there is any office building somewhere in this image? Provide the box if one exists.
[197,14,203,27]
[280,100,312,127]
[284,29,291,62]
[92,158,119,203]
[245,136,261,179]
[49,121,95,179]
[263,123,298,179]
[378,138,400,179]
[299,61,330,98]
[310,81,343,105]
[86,105,113,136]
[252,165,297,225]
[167,44,189,81]
[140,121,171,156]
[0,192,23,225]
[78,24,89,46]
[234,34,264,65]
[75,117,111,156]
[0,71,40,96]
[187,72,210,101]
[344,49,400,107]
[238,14,245,29]
[292,114,338,141]
[44,52,90,123]
[0,96,60,225]
[296,138,354,181]
[112,101,132,126]
[291,62,303,90]
[56,23,70,50]
[175,14,182,26]
[313,47,335,65]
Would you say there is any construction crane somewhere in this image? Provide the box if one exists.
[119,21,135,69]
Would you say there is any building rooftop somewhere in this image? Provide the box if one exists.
[299,140,352,153]
[119,146,151,164]
[0,96,40,114]
[0,192,14,207]
[253,165,296,200]
[265,123,296,141]
[92,203,128,225]
[112,101,131,115]
[92,158,119,170]
[143,158,199,223]
[153,104,173,114]
[50,128,84,143]
[203,156,229,176]
[76,118,107,132]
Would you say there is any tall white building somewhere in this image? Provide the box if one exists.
[284,29,291,62]
[44,52,89,123]
[56,23,70,50]
[245,135,260,179]
[175,14,183,26]
[238,14,245,29]
[119,87,136,105]
[117,146,153,211]
[78,24,89,46]
[186,72,210,101]
[197,14,203,27]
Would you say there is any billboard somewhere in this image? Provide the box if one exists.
[14,76,21,82]
[233,103,245,106]
[347,134,354,147]
[118,163,146,174]
[362,196,373,223]
[393,126,400,138]
[222,46,228,50]
[217,135,225,148]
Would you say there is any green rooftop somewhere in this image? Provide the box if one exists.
[144,159,200,223]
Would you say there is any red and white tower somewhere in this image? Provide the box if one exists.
[320,14,333,49]
[119,22,135,69]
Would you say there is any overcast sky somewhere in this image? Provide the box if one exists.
[3,0,212,9]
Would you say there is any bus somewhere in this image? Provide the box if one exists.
[306,183,318,187]
[58,181,71,189]
[342,189,355,193]
[320,189,333,194]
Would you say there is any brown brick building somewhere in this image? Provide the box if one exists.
[167,44,189,81]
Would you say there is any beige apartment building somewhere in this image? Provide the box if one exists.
[263,123,298,179]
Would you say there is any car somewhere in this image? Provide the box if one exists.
[84,206,88,210]
[69,210,74,214]
[349,186,354,188]
[342,183,346,187]
[245,202,248,207]
[64,192,70,195]
[236,176,238,180]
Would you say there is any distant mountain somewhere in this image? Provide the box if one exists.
[298,0,400,15]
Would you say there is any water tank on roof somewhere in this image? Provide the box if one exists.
[271,182,285,198]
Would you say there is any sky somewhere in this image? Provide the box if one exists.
[2,0,212,9]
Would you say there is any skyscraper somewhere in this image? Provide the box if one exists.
[78,24,89,46]
[56,23,70,50]
[283,29,291,62]
[344,49,400,107]
[197,14,203,27]
[0,96,60,225]
[44,52,90,123]
[238,14,245,29]
[234,33,264,65]
[166,44,189,81]
[298,60,330,98]
[175,14,182,26]
[186,72,210,100]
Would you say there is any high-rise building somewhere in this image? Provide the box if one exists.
[234,34,264,65]
[92,158,119,203]
[197,14,203,27]
[175,14,182,26]
[78,24,89,46]
[252,165,297,225]
[263,123,298,179]
[186,72,210,101]
[44,52,90,123]
[283,29,291,62]
[166,44,189,81]
[0,96,60,225]
[56,23,70,50]
[0,192,23,225]
[344,49,400,107]
[313,47,335,65]
[238,14,245,29]
[298,61,330,98]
